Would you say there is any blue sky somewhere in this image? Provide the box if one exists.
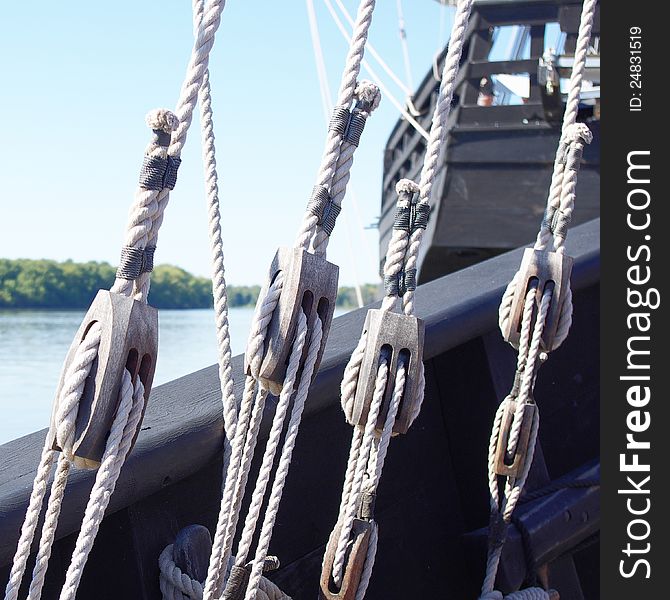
[0,1,452,287]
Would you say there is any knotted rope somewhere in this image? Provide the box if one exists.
[324,2,475,596]
[111,0,227,302]
[159,546,290,600]
[198,2,383,599]
[480,1,597,597]
[295,0,381,255]
[5,2,229,599]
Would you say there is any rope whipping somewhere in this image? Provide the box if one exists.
[480,1,597,598]
[4,3,228,599]
[322,2,475,597]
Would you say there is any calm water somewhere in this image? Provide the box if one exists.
[0,308,259,444]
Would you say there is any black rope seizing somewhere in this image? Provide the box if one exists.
[116,246,156,280]
[308,185,341,236]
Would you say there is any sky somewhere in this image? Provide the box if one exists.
[0,0,453,288]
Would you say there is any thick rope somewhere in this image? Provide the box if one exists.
[4,357,144,600]
[59,371,145,600]
[380,0,474,317]
[201,272,285,599]
[498,0,597,353]
[324,6,476,595]
[243,317,324,600]
[331,351,390,588]
[533,0,598,253]
[295,0,381,253]
[479,289,548,598]
[480,12,597,600]
[3,321,102,600]
[159,546,290,600]
[233,313,311,568]
[111,0,228,302]
[3,443,56,600]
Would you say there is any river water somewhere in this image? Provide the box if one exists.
[0,308,263,444]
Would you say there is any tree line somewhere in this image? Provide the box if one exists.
[0,259,380,310]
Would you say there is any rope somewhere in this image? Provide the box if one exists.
[3,330,145,600]
[111,0,228,303]
[191,0,237,474]
[295,0,382,255]
[481,5,598,596]
[159,546,290,600]
[6,3,230,598]
[322,4,474,596]
[381,0,474,316]
[325,0,428,138]
[202,307,324,600]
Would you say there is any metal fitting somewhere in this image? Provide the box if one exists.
[501,248,573,352]
[245,247,339,395]
[50,290,158,466]
[319,519,374,600]
[350,309,425,435]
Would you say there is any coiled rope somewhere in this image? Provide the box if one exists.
[479,1,597,598]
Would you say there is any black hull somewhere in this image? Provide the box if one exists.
[0,220,600,599]
[380,0,600,282]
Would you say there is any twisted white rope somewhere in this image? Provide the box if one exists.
[193,0,237,469]
[59,370,145,600]
[243,316,324,600]
[3,443,56,600]
[381,0,474,316]
[159,546,290,600]
[295,0,381,253]
[488,16,597,588]
[234,312,311,567]
[3,321,102,600]
[111,0,228,302]
[499,0,597,353]
[481,589,551,600]
[200,272,285,599]
[4,338,144,600]
[323,7,479,594]
[331,351,390,588]
[480,287,550,599]
[534,0,597,253]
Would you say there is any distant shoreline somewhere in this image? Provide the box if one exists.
[0,259,380,310]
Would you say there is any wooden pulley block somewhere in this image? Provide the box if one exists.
[493,400,537,478]
[319,519,374,600]
[245,247,339,395]
[350,309,425,434]
[49,290,158,467]
[501,248,573,351]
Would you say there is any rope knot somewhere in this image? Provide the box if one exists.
[563,122,592,145]
[145,109,179,134]
[353,80,381,114]
[395,179,420,196]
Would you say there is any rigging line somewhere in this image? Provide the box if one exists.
[306,0,334,121]
[306,0,374,305]
[330,0,412,97]
[396,0,414,92]
[322,0,430,141]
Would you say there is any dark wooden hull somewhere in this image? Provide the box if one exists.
[380,0,600,283]
[0,220,600,599]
